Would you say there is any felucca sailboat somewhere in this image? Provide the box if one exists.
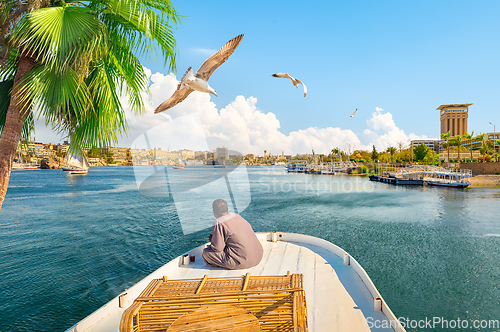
[62,149,90,175]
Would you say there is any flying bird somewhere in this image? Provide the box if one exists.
[272,73,307,97]
[346,109,357,118]
[155,34,244,114]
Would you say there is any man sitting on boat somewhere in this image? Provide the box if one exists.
[202,199,263,270]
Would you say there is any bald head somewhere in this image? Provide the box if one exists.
[213,199,228,218]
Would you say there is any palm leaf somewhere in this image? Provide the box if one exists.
[69,58,128,152]
[11,6,106,70]
[106,33,149,113]
[100,0,178,70]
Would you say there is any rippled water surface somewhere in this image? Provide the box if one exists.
[1,166,499,331]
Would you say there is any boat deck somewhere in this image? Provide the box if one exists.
[68,233,403,332]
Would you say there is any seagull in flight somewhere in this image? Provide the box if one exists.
[155,34,244,114]
[346,109,357,118]
[272,73,307,97]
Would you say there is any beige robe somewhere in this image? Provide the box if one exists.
[202,213,263,269]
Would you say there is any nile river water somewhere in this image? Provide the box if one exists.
[1,166,499,331]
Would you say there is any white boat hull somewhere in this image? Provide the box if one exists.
[63,167,88,175]
[66,232,405,332]
[425,180,470,188]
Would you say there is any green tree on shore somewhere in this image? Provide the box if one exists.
[413,143,428,162]
[371,145,378,162]
[386,146,396,162]
[0,0,181,210]
[454,135,463,163]
[462,131,474,161]
[331,147,340,162]
[475,133,485,162]
[496,140,500,162]
[440,131,451,163]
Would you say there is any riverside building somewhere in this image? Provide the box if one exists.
[438,103,472,137]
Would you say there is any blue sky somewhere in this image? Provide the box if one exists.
[36,0,500,154]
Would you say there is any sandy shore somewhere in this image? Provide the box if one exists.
[470,175,500,188]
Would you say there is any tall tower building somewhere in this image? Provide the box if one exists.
[437,103,472,137]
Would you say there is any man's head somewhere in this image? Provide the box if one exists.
[213,199,229,218]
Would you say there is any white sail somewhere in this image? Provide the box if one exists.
[177,153,186,165]
[65,150,90,170]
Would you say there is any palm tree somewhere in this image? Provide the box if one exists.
[475,134,485,162]
[386,146,396,162]
[0,0,181,210]
[331,147,340,162]
[497,140,500,162]
[440,131,451,163]
[462,131,474,162]
[455,134,462,163]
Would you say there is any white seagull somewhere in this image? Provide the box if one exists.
[272,73,307,97]
[346,109,357,118]
[155,34,244,114]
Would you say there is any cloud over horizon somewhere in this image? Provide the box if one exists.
[34,68,430,155]
[120,69,430,155]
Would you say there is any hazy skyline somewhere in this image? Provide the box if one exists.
[34,0,500,155]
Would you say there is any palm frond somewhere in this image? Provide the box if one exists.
[68,58,128,153]
[106,33,149,113]
[10,6,106,70]
[100,0,178,70]
[17,63,92,129]
[0,47,18,80]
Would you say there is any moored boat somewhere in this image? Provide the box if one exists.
[12,163,26,170]
[66,232,405,332]
[12,152,38,170]
[425,180,470,188]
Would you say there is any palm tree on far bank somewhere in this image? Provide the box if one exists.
[331,147,340,162]
[497,140,500,162]
[475,133,485,162]
[0,0,181,210]
[386,146,396,162]
[440,131,451,163]
[454,134,462,163]
[462,131,474,162]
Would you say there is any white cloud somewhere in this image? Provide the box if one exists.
[120,70,364,155]
[31,69,432,155]
[364,107,430,151]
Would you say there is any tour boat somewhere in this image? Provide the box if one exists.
[63,149,90,175]
[65,232,405,332]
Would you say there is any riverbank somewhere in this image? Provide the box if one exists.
[470,175,500,188]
